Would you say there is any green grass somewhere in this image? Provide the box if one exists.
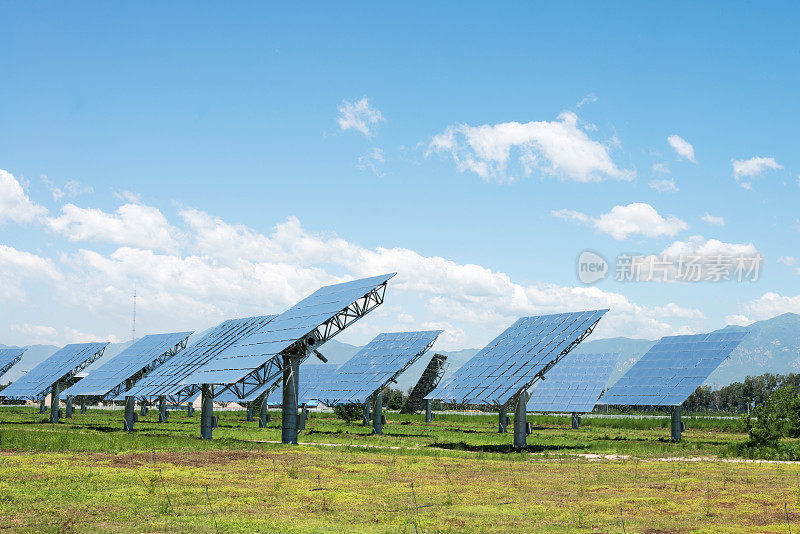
[0,406,795,532]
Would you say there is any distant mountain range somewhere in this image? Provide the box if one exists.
[2,312,799,392]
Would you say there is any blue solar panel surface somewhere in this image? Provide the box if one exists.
[599,331,748,407]
[61,332,192,398]
[181,274,395,386]
[0,343,108,400]
[123,316,276,399]
[0,348,26,379]
[310,330,442,404]
[426,310,608,405]
[214,363,333,406]
[526,352,617,413]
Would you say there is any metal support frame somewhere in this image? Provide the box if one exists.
[259,395,270,428]
[49,382,60,424]
[124,396,136,431]
[281,355,300,445]
[671,406,682,442]
[39,397,46,414]
[513,394,528,449]
[104,337,190,402]
[80,399,87,414]
[362,401,371,426]
[140,401,148,416]
[425,399,433,423]
[158,396,168,422]
[186,401,195,416]
[299,402,308,431]
[571,412,581,429]
[31,346,108,404]
[200,384,214,440]
[246,403,255,422]
[371,391,384,435]
[65,396,74,419]
[498,405,508,433]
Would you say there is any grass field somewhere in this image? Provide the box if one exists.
[0,406,797,533]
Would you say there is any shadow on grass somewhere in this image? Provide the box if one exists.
[427,440,585,454]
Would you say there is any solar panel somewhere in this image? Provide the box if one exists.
[426,310,608,406]
[181,274,395,397]
[0,348,26,381]
[526,352,617,413]
[123,316,276,402]
[60,332,192,400]
[0,343,108,400]
[310,330,443,405]
[599,331,749,407]
[400,353,448,414]
[214,364,333,406]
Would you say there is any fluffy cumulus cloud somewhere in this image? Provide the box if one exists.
[0,169,48,224]
[730,292,800,325]
[0,244,62,301]
[427,111,634,183]
[337,97,384,137]
[9,323,119,345]
[667,134,696,162]
[553,202,689,240]
[48,202,181,253]
[732,157,783,189]
[701,213,725,226]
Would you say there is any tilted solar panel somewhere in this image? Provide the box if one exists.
[599,331,748,407]
[400,353,448,414]
[60,332,192,400]
[426,310,608,406]
[310,330,443,405]
[180,274,395,390]
[0,348,27,381]
[123,316,276,402]
[214,363,334,406]
[0,343,108,400]
[526,352,618,413]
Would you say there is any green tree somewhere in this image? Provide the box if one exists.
[743,386,800,446]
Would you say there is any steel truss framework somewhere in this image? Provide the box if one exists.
[311,330,442,406]
[214,279,390,402]
[400,353,448,414]
[0,348,26,380]
[66,335,190,402]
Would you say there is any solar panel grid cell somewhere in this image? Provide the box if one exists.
[527,352,618,413]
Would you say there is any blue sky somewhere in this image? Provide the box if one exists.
[0,3,798,350]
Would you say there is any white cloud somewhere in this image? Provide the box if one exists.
[667,135,696,162]
[357,147,386,177]
[660,235,758,259]
[554,202,688,240]
[427,111,635,183]
[0,169,48,224]
[576,93,598,108]
[43,176,93,201]
[10,323,120,345]
[48,203,181,253]
[725,315,753,327]
[700,213,725,226]
[337,97,384,137]
[651,162,670,174]
[0,245,62,301]
[649,178,678,193]
[732,157,783,189]
[735,292,800,322]
[778,256,798,267]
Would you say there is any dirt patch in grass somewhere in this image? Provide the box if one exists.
[105,449,275,468]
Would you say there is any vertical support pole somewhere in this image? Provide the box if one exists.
[259,394,270,428]
[39,396,46,414]
[200,384,214,440]
[246,403,255,422]
[671,405,682,442]
[571,412,580,429]
[65,396,73,419]
[362,400,371,426]
[371,391,383,435]
[498,405,508,433]
[187,401,195,417]
[425,399,433,423]
[80,399,87,414]
[49,382,60,424]
[140,401,148,416]
[124,396,136,431]
[513,395,527,449]
[158,396,168,422]
[281,355,300,445]
[299,402,308,431]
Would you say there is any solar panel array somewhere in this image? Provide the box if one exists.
[0,348,26,380]
[400,353,448,414]
[60,332,192,399]
[599,331,748,407]
[123,316,276,400]
[214,363,334,406]
[310,330,442,404]
[181,274,395,387]
[526,352,617,413]
[427,310,608,405]
[0,343,108,400]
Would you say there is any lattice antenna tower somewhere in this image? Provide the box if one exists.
[132,284,137,344]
